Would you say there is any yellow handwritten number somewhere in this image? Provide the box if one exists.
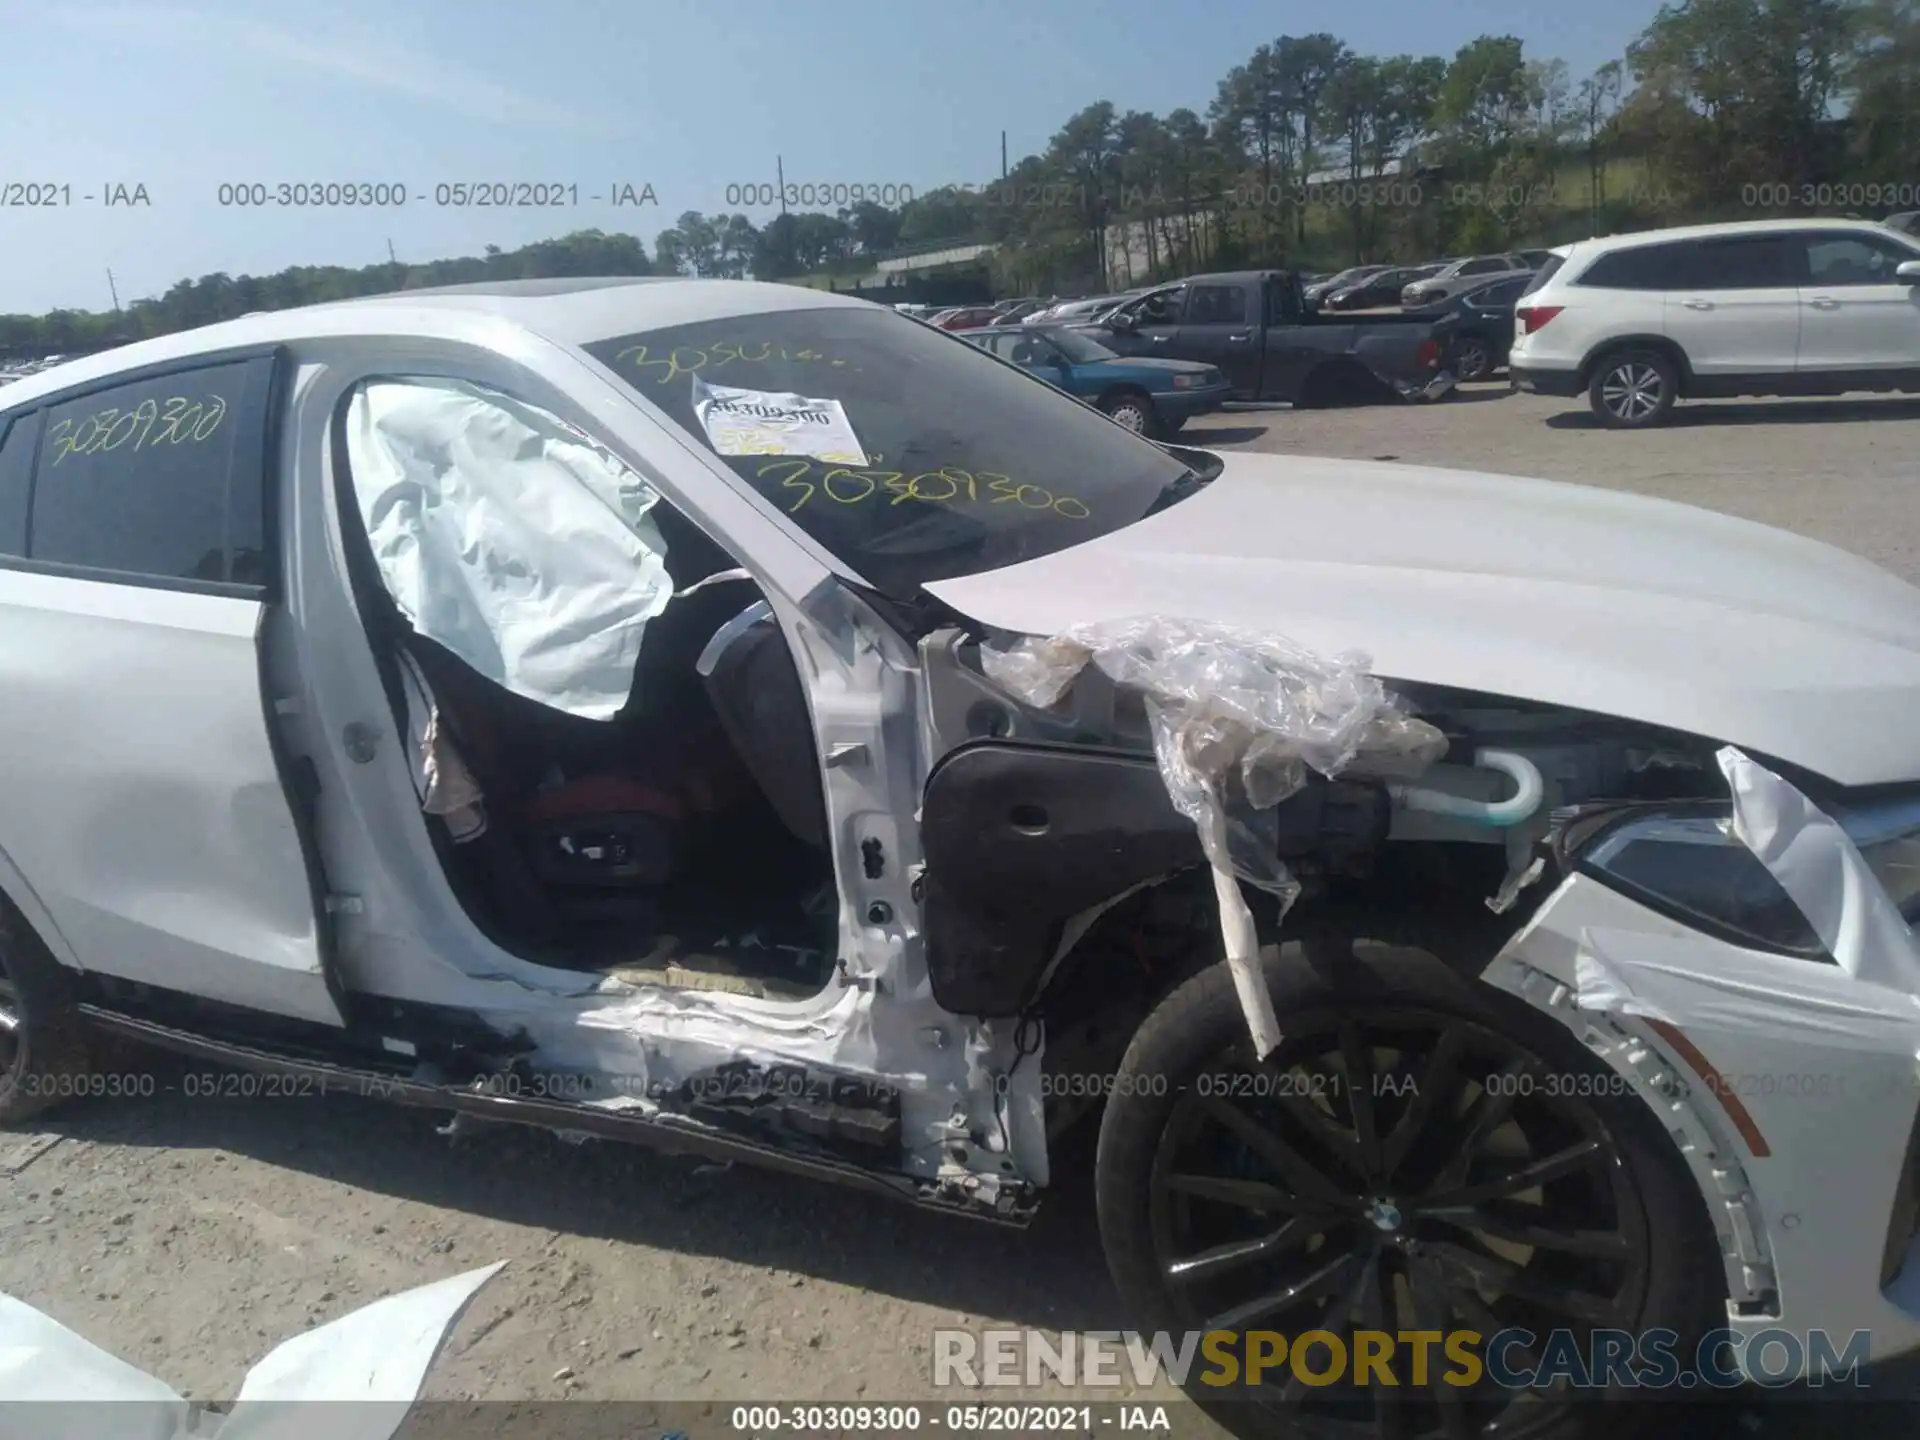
[756,458,815,512]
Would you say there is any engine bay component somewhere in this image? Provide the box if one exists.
[983,615,1448,1053]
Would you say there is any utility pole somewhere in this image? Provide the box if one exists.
[387,238,399,264]
[776,155,787,217]
[1001,131,1008,180]
[106,269,121,310]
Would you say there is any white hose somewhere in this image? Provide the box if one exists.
[1388,748,1544,828]
[1212,863,1283,1060]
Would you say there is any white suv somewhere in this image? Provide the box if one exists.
[1509,217,1920,427]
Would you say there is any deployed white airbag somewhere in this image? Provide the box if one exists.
[344,378,672,719]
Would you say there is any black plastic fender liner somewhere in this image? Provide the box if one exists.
[919,741,1207,1016]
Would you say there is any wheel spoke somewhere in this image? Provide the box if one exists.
[1162,1172,1333,1215]
[1194,1094,1352,1208]
[1279,1249,1378,1404]
[1421,1138,1607,1209]
[1339,1022,1382,1178]
[1426,1201,1631,1258]
[1423,1238,1617,1326]
[1165,1215,1327,1285]
[1408,1254,1481,1439]
[1265,1079,1369,1180]
[1426,1059,1526,1191]
[1380,1024,1465,1182]
[1202,1249,1362,1334]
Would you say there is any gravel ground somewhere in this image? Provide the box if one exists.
[5,382,1920,1437]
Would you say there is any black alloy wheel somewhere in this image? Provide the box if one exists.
[1097,939,1718,1440]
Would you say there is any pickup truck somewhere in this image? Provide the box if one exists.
[1087,269,1455,405]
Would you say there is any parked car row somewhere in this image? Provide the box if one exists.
[957,269,1455,436]
[799,214,1920,428]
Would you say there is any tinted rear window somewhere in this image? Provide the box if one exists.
[1685,235,1794,288]
[27,357,274,586]
[1520,256,1563,296]
[1576,236,1792,291]
[1576,243,1689,289]
[583,308,1193,600]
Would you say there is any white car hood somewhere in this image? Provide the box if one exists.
[926,452,1920,787]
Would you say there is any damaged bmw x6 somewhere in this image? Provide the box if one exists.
[4,277,1920,1439]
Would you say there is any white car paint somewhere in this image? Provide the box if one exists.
[1664,279,1803,375]
[4,278,1920,1392]
[0,282,1045,1201]
[1484,872,1920,1368]
[0,568,338,1025]
[927,450,1920,787]
[1510,216,1920,387]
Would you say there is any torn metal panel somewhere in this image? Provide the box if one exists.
[343,377,674,720]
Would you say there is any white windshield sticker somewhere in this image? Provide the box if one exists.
[692,375,868,465]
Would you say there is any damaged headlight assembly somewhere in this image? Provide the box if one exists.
[1563,787,1920,961]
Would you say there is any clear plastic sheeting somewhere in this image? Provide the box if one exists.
[984,616,1447,1058]
[0,1261,504,1440]
[344,378,674,720]
[983,615,1447,897]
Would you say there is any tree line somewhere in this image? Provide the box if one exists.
[3,0,1915,351]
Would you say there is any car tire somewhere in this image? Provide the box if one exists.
[0,903,93,1124]
[1587,349,1678,429]
[1101,392,1161,438]
[1095,926,1721,1440]
[1451,335,1493,382]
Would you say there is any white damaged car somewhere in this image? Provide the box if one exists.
[3,277,1920,1437]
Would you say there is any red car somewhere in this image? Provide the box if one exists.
[931,306,1001,332]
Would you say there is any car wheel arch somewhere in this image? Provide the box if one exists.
[1095,383,1155,411]
[0,849,83,980]
[1481,948,1768,1312]
[1582,335,1694,394]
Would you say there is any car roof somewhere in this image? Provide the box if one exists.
[0,278,872,412]
[1561,216,1918,259]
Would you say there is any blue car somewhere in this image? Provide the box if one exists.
[962,324,1230,438]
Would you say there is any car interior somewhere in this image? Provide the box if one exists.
[332,413,840,1001]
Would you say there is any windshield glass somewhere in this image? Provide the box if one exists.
[1047,328,1118,363]
[584,306,1192,600]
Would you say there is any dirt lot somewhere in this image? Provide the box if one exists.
[5,383,1920,1437]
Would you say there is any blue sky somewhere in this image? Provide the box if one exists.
[0,0,1662,314]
